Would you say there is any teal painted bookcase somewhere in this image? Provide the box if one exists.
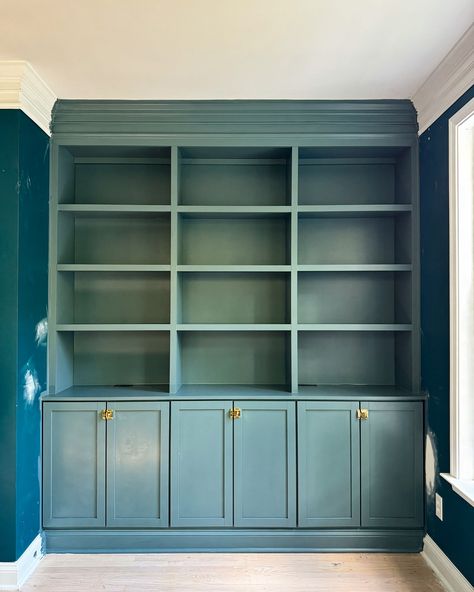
[43,101,424,553]
[48,106,420,397]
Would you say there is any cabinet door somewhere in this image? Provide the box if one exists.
[170,401,233,527]
[107,402,169,527]
[298,402,360,527]
[43,402,106,528]
[361,401,423,528]
[234,401,296,527]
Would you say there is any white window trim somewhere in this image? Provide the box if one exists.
[441,473,474,507]
[441,96,474,507]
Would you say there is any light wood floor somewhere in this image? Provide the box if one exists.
[22,553,446,592]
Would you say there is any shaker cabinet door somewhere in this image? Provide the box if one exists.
[170,401,233,527]
[43,402,106,528]
[361,401,423,528]
[234,401,296,527]
[298,401,360,527]
[106,402,169,527]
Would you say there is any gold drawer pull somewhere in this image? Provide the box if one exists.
[101,409,114,421]
[229,408,241,420]
[356,408,369,420]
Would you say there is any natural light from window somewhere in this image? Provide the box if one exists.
[443,96,474,506]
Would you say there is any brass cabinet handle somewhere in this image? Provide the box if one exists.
[100,409,114,421]
[229,408,241,420]
[356,408,369,420]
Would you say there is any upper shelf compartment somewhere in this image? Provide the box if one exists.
[57,146,171,206]
[178,147,291,206]
[298,214,411,266]
[57,211,171,265]
[178,212,290,266]
[298,147,413,206]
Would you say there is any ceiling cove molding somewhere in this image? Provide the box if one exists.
[0,60,56,135]
[413,24,474,135]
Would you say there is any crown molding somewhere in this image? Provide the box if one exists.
[0,61,56,135]
[413,25,474,135]
[51,99,418,137]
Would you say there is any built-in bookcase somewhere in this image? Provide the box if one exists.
[49,144,418,395]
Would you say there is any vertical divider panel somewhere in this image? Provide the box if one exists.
[409,142,420,392]
[48,142,60,392]
[290,146,299,393]
[169,146,180,393]
[50,144,76,392]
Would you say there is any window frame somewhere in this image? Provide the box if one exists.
[441,96,474,506]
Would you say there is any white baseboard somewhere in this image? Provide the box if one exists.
[422,535,473,592]
[0,535,43,590]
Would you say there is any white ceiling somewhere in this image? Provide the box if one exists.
[1,0,473,99]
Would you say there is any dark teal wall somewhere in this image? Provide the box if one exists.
[0,111,20,563]
[420,85,474,586]
[16,112,49,557]
[0,110,49,562]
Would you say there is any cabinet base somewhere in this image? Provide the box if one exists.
[44,529,424,553]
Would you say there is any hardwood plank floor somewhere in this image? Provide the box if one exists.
[22,553,446,592]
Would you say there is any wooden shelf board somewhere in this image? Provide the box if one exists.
[177,265,291,272]
[177,206,291,214]
[41,383,426,402]
[178,211,290,221]
[298,204,412,217]
[58,204,171,213]
[43,385,172,399]
[297,384,421,399]
[180,157,289,165]
[56,324,171,331]
[177,324,291,331]
[299,157,398,165]
[57,264,171,272]
[175,384,292,396]
[297,324,413,331]
[297,264,412,272]
[74,156,170,164]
